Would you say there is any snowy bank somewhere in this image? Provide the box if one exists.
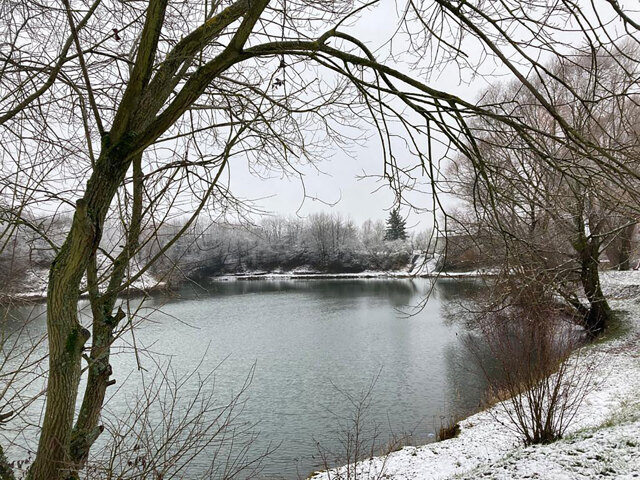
[211,253,497,281]
[311,271,640,480]
[0,266,166,303]
[211,270,494,281]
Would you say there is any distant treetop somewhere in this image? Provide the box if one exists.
[384,208,407,241]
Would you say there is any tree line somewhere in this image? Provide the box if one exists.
[0,210,430,294]
[147,212,430,283]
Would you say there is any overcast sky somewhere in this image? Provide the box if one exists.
[227,4,402,227]
[226,2,501,231]
[221,1,630,232]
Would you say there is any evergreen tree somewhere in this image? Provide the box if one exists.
[384,209,407,241]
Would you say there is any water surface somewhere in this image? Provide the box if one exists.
[3,278,488,479]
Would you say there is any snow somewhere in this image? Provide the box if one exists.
[311,270,640,480]
[211,253,496,281]
[216,270,417,281]
[601,270,640,300]
[4,266,165,302]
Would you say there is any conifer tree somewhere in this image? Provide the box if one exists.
[384,209,407,241]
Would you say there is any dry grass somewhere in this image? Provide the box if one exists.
[436,421,461,442]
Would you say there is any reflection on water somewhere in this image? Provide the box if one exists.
[2,278,491,479]
[148,278,423,306]
[435,277,487,301]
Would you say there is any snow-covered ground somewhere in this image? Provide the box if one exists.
[312,270,640,480]
[3,266,165,302]
[213,253,496,281]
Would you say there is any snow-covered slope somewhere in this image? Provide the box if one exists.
[312,270,640,480]
[4,266,165,301]
[212,252,498,280]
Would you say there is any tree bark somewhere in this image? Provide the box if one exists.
[575,233,611,336]
[69,154,143,473]
[614,224,634,271]
[29,147,133,480]
[27,199,94,480]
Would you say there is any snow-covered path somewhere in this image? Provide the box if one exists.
[312,271,640,480]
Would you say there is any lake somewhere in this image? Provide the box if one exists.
[2,278,489,479]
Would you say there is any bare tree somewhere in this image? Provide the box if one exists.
[466,281,594,445]
[313,373,392,480]
[0,1,639,479]
[448,44,640,334]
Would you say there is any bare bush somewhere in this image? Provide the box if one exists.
[311,374,396,480]
[77,361,272,480]
[0,308,47,479]
[467,280,595,445]
[435,417,461,442]
[0,319,272,480]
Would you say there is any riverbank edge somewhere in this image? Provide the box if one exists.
[0,282,170,306]
[0,268,493,305]
[209,269,494,281]
[309,271,640,479]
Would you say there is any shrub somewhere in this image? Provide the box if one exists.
[467,279,594,446]
[312,374,391,480]
[436,420,461,442]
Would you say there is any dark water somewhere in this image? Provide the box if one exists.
[2,278,489,479]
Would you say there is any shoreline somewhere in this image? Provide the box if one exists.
[211,269,494,281]
[0,269,493,305]
[311,270,640,480]
[0,283,169,306]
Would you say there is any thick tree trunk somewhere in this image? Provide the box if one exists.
[29,148,133,480]
[28,200,94,480]
[69,155,143,473]
[576,234,611,336]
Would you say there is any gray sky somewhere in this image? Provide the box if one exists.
[230,141,397,225]
[220,1,630,231]
[227,3,478,230]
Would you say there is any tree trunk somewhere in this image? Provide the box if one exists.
[69,154,143,473]
[29,147,133,480]
[576,234,610,336]
[27,200,94,480]
[615,224,634,271]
